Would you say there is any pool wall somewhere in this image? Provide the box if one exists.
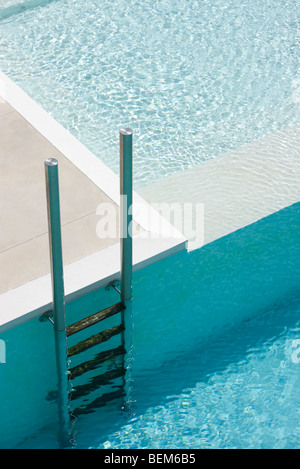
[0,202,299,448]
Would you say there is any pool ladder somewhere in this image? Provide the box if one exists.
[42,129,133,446]
[67,299,126,417]
[43,296,127,412]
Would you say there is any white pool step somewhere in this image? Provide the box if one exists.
[139,124,300,250]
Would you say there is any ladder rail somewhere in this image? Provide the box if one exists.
[45,158,70,448]
[120,128,133,304]
[120,129,134,409]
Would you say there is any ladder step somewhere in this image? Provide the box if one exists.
[71,388,125,417]
[66,302,124,337]
[69,345,125,380]
[67,323,124,357]
[70,366,125,401]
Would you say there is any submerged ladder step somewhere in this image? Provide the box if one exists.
[71,388,125,417]
[67,323,124,357]
[70,366,125,401]
[66,302,124,337]
[69,345,125,380]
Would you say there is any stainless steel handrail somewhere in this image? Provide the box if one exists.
[45,158,70,447]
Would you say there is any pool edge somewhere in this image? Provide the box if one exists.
[0,70,187,332]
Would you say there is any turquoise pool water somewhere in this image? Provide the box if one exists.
[0,0,299,187]
[17,290,300,449]
[96,295,300,450]
[0,203,299,448]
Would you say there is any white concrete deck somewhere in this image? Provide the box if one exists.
[0,71,187,332]
[0,100,125,294]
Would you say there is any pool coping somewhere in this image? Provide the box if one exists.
[0,70,187,332]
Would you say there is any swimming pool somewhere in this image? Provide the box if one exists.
[0,202,299,448]
[0,0,299,450]
[0,0,299,187]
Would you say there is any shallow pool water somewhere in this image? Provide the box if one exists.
[0,0,299,187]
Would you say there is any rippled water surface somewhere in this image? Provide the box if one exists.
[94,295,300,449]
[14,290,299,449]
[0,0,299,187]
